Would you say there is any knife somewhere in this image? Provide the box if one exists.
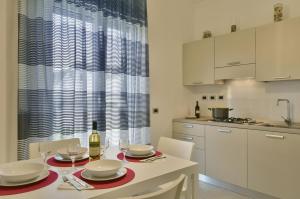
[141,155,166,162]
[65,175,83,191]
[71,175,94,190]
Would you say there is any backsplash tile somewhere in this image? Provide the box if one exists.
[186,79,300,122]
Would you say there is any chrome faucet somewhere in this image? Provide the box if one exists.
[276,99,292,126]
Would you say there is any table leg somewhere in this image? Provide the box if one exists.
[191,173,200,199]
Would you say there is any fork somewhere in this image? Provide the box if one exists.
[62,175,82,191]
[141,155,166,162]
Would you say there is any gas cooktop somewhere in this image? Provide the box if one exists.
[210,117,257,125]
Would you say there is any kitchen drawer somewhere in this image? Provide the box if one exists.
[173,133,205,150]
[173,122,205,136]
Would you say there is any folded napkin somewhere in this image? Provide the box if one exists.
[58,182,94,190]
[57,174,94,190]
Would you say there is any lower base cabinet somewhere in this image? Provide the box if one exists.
[248,130,300,199]
[206,126,247,187]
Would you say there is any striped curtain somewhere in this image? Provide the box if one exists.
[18,0,150,160]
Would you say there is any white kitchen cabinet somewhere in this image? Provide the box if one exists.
[215,28,256,80]
[248,130,300,199]
[183,38,216,85]
[173,122,206,174]
[205,126,247,187]
[256,17,300,81]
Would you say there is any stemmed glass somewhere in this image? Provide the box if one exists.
[38,144,51,165]
[103,137,110,159]
[67,144,80,170]
[119,138,129,163]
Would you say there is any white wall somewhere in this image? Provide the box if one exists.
[0,0,18,163]
[147,0,194,146]
[185,0,300,123]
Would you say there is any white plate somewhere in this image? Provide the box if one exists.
[125,150,156,158]
[0,169,50,187]
[0,162,45,183]
[54,153,90,162]
[84,160,122,177]
[81,167,127,181]
[128,145,154,156]
[57,147,88,159]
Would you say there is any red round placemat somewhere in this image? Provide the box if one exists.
[0,170,58,196]
[73,168,135,189]
[47,157,89,167]
[117,151,162,162]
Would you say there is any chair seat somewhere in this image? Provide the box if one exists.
[158,177,188,197]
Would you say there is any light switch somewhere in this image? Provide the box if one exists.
[153,108,159,114]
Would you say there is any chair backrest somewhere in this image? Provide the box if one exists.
[29,138,81,159]
[118,174,185,199]
[157,137,194,160]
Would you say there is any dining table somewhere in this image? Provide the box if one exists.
[0,147,200,199]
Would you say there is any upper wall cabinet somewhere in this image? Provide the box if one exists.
[183,38,215,85]
[215,28,256,80]
[256,17,300,81]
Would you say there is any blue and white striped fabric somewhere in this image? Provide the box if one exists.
[18,0,149,160]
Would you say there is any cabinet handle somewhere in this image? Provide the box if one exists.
[193,82,203,85]
[227,61,241,66]
[177,136,194,141]
[265,134,285,139]
[217,129,232,133]
[273,75,291,80]
[184,124,194,128]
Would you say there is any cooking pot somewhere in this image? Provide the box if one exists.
[208,108,234,120]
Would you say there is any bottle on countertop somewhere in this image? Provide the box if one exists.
[195,101,200,118]
[89,121,101,160]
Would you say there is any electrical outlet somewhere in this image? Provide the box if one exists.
[210,95,216,100]
[218,95,224,100]
[202,96,207,100]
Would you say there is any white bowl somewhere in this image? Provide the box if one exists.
[128,145,154,155]
[57,147,87,159]
[84,160,122,177]
[0,162,44,183]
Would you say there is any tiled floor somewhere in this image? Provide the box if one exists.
[199,181,250,199]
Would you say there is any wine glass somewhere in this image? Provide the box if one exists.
[119,138,129,163]
[102,137,110,159]
[38,144,51,165]
[67,144,80,170]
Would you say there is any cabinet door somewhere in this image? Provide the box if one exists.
[183,38,215,85]
[248,130,300,199]
[206,126,247,187]
[256,17,300,81]
[215,28,255,68]
[173,133,206,174]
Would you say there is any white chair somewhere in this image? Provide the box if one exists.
[118,174,185,199]
[29,138,81,159]
[157,137,194,160]
[157,137,195,199]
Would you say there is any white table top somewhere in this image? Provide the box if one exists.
[0,148,199,199]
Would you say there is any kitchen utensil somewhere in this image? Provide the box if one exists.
[54,153,89,162]
[81,167,127,181]
[0,168,49,187]
[0,162,45,183]
[84,160,122,178]
[208,108,233,120]
[57,147,87,160]
[140,154,165,162]
[62,175,81,191]
[125,150,156,158]
[128,145,154,156]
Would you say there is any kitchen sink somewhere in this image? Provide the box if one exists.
[256,123,300,129]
